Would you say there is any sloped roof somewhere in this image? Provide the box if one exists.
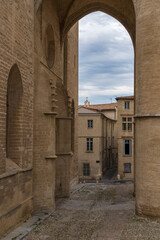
[79,103,117,111]
[78,106,116,121]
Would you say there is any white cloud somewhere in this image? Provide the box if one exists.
[79,11,134,105]
[79,85,133,98]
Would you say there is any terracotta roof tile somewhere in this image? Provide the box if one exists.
[79,103,117,111]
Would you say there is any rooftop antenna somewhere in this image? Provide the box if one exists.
[110,98,112,103]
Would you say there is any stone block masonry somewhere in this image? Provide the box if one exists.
[0,0,34,237]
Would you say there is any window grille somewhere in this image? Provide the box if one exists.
[83,163,90,176]
[122,117,132,131]
[88,120,93,128]
[86,138,93,151]
[124,163,131,173]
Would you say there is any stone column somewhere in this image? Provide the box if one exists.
[135,0,160,217]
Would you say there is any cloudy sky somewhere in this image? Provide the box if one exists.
[79,11,134,105]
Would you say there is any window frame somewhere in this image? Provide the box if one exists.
[86,138,93,152]
[123,139,132,156]
[124,163,131,173]
[83,163,90,176]
[122,117,132,131]
[87,120,93,128]
[124,101,130,110]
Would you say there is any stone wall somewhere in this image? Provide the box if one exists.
[0,0,34,237]
[33,0,78,210]
[33,0,64,211]
[65,23,79,189]
[1,0,160,237]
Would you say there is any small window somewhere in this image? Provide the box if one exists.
[122,117,132,131]
[128,123,132,131]
[123,139,132,156]
[124,163,131,173]
[122,117,127,131]
[83,163,90,176]
[124,101,130,109]
[88,120,93,128]
[86,138,93,151]
[122,123,127,131]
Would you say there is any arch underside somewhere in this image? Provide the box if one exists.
[60,0,135,45]
[34,0,135,45]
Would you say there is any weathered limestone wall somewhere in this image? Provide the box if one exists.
[78,114,103,180]
[65,23,79,189]
[135,0,160,217]
[0,0,34,237]
[33,0,78,209]
[0,170,33,237]
[55,23,78,196]
[78,111,117,180]
[33,0,61,211]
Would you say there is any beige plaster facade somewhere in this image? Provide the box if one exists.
[116,96,134,180]
[78,104,117,180]
[0,0,160,237]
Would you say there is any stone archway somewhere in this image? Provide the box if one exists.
[61,0,136,45]
[59,0,160,217]
[33,0,160,218]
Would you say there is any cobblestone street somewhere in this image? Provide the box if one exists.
[25,183,160,240]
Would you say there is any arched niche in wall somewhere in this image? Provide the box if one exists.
[45,24,55,68]
[6,64,23,167]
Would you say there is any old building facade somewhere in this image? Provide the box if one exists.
[116,96,134,180]
[0,1,79,237]
[78,102,117,181]
[0,0,160,237]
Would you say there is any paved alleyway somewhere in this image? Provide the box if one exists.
[25,183,160,240]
